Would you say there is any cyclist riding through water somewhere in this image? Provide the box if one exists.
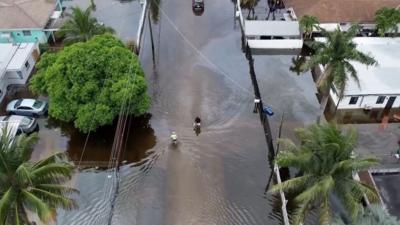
[170,131,178,143]
[194,117,201,128]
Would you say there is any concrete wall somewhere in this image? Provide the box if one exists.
[0,30,49,44]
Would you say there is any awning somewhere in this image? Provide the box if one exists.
[248,39,303,55]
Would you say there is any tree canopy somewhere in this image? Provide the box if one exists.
[299,15,319,39]
[0,131,77,225]
[270,123,378,225]
[30,34,150,133]
[375,7,400,37]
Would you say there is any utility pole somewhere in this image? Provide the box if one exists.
[148,11,156,64]
[246,44,275,157]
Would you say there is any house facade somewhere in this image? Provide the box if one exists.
[324,38,400,111]
[0,0,64,44]
[312,37,400,122]
[0,43,39,102]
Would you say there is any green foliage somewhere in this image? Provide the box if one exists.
[0,129,77,225]
[299,25,377,97]
[375,7,400,37]
[30,34,151,133]
[149,0,161,23]
[240,0,260,19]
[299,15,319,39]
[58,7,114,44]
[270,123,379,225]
[332,204,400,225]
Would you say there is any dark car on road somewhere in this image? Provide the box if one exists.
[192,0,204,15]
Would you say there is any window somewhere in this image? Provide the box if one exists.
[376,96,386,104]
[22,30,31,36]
[25,61,30,70]
[17,106,31,110]
[349,97,359,105]
[32,101,43,109]
[14,99,22,108]
[17,71,23,79]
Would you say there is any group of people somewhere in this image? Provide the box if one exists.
[170,117,201,143]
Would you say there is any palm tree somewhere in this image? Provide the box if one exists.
[299,15,319,39]
[332,204,400,225]
[0,131,77,225]
[375,7,400,37]
[270,123,378,225]
[299,25,376,122]
[58,7,115,44]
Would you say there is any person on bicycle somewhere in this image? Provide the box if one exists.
[170,132,177,142]
[194,117,201,126]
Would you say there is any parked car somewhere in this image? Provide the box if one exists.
[192,0,204,14]
[6,99,48,116]
[0,115,38,134]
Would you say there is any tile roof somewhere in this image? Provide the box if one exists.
[284,0,400,23]
[0,0,56,29]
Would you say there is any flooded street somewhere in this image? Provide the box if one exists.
[12,0,319,224]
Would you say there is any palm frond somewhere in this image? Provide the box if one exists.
[0,188,17,224]
[21,190,54,223]
[269,175,313,193]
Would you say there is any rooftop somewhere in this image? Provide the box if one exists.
[284,0,400,23]
[316,37,400,96]
[0,0,57,29]
[0,43,36,75]
[373,174,400,219]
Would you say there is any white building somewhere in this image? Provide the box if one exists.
[0,43,38,102]
[318,38,400,111]
[235,0,303,55]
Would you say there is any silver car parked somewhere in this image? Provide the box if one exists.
[0,115,38,134]
[6,99,48,116]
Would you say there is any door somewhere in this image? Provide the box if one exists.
[385,96,397,110]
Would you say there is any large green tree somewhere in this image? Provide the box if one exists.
[30,34,150,133]
[0,131,77,225]
[298,25,376,121]
[270,123,378,225]
[58,7,114,44]
[332,204,400,225]
[375,7,400,37]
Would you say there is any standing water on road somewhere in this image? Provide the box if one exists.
[8,0,320,224]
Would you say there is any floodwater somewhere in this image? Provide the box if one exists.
[63,0,143,42]
[10,0,323,224]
